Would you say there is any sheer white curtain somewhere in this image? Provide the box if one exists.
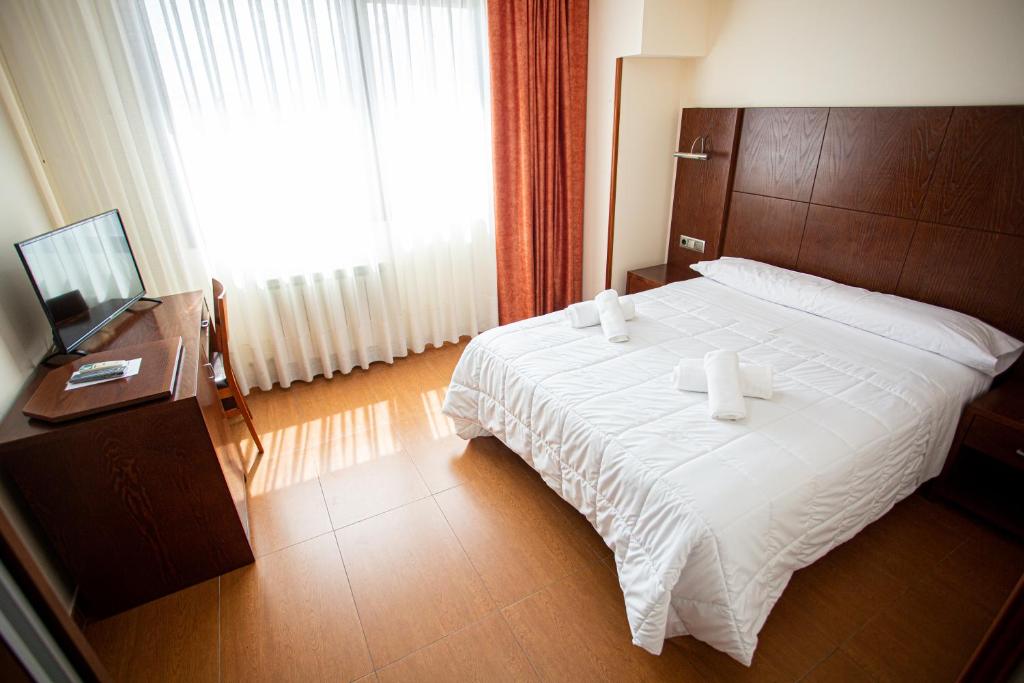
[0,0,497,391]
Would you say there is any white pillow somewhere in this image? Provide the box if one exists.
[691,257,1024,376]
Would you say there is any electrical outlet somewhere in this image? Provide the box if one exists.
[679,235,706,253]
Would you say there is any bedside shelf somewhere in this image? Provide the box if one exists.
[932,448,1024,538]
[625,263,698,295]
[931,371,1024,539]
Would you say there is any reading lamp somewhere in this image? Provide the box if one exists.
[674,135,710,161]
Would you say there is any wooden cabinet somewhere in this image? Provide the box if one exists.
[0,292,253,618]
[931,371,1024,539]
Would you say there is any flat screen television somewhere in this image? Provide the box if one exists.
[15,209,150,356]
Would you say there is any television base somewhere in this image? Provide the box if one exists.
[40,349,88,368]
[138,296,163,305]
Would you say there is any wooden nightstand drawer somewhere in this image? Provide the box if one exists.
[624,264,698,295]
[964,415,1024,472]
[626,271,660,295]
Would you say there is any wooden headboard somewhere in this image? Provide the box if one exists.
[669,105,1024,340]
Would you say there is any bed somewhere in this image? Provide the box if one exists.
[441,272,995,665]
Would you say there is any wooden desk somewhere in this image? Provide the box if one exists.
[0,292,253,618]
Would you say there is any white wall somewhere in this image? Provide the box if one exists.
[597,0,1024,294]
[0,103,51,411]
[0,76,72,609]
[608,58,687,294]
[641,0,708,57]
[582,0,708,298]
[581,0,644,299]
[691,0,1024,107]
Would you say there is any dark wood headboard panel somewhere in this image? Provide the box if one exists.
[668,108,741,270]
[710,104,1024,340]
[733,107,827,202]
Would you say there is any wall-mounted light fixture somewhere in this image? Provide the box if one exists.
[674,135,709,161]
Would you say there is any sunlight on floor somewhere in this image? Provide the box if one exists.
[235,343,466,496]
[421,389,456,439]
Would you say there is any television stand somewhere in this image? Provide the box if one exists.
[123,296,163,314]
[0,291,253,618]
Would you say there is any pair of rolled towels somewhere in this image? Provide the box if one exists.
[673,350,772,420]
[567,290,634,343]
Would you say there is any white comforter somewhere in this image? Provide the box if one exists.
[441,277,989,665]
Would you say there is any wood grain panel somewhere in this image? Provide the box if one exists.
[4,399,253,618]
[722,192,809,268]
[0,292,253,619]
[336,497,494,666]
[376,612,536,683]
[0,295,200,445]
[319,452,429,529]
[221,534,373,681]
[897,222,1024,339]
[434,459,593,607]
[86,579,218,682]
[734,107,828,201]
[842,574,994,683]
[933,511,1024,610]
[796,205,916,292]
[246,476,332,557]
[395,418,476,493]
[920,106,1024,235]
[812,107,951,218]
[502,560,705,681]
[625,263,697,294]
[801,650,875,683]
[958,573,1024,683]
[22,337,182,423]
[668,108,741,269]
[604,57,624,289]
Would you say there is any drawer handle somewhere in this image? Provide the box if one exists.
[204,362,215,381]
[201,318,210,329]
[1017,448,1024,458]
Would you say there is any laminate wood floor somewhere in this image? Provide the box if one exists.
[84,340,1024,682]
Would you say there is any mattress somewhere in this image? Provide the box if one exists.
[441,277,990,665]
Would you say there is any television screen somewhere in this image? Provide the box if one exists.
[16,210,147,353]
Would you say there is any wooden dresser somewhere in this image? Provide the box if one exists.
[0,292,253,618]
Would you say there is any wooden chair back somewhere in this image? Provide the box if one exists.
[210,278,264,453]
[211,278,232,370]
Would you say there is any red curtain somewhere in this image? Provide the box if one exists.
[487,0,589,324]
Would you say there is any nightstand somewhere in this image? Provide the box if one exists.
[931,371,1024,538]
[625,263,698,295]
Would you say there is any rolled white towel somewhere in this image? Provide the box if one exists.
[673,359,773,400]
[704,350,746,420]
[567,296,637,328]
[595,289,629,343]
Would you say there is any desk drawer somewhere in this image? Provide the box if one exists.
[964,415,1024,472]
